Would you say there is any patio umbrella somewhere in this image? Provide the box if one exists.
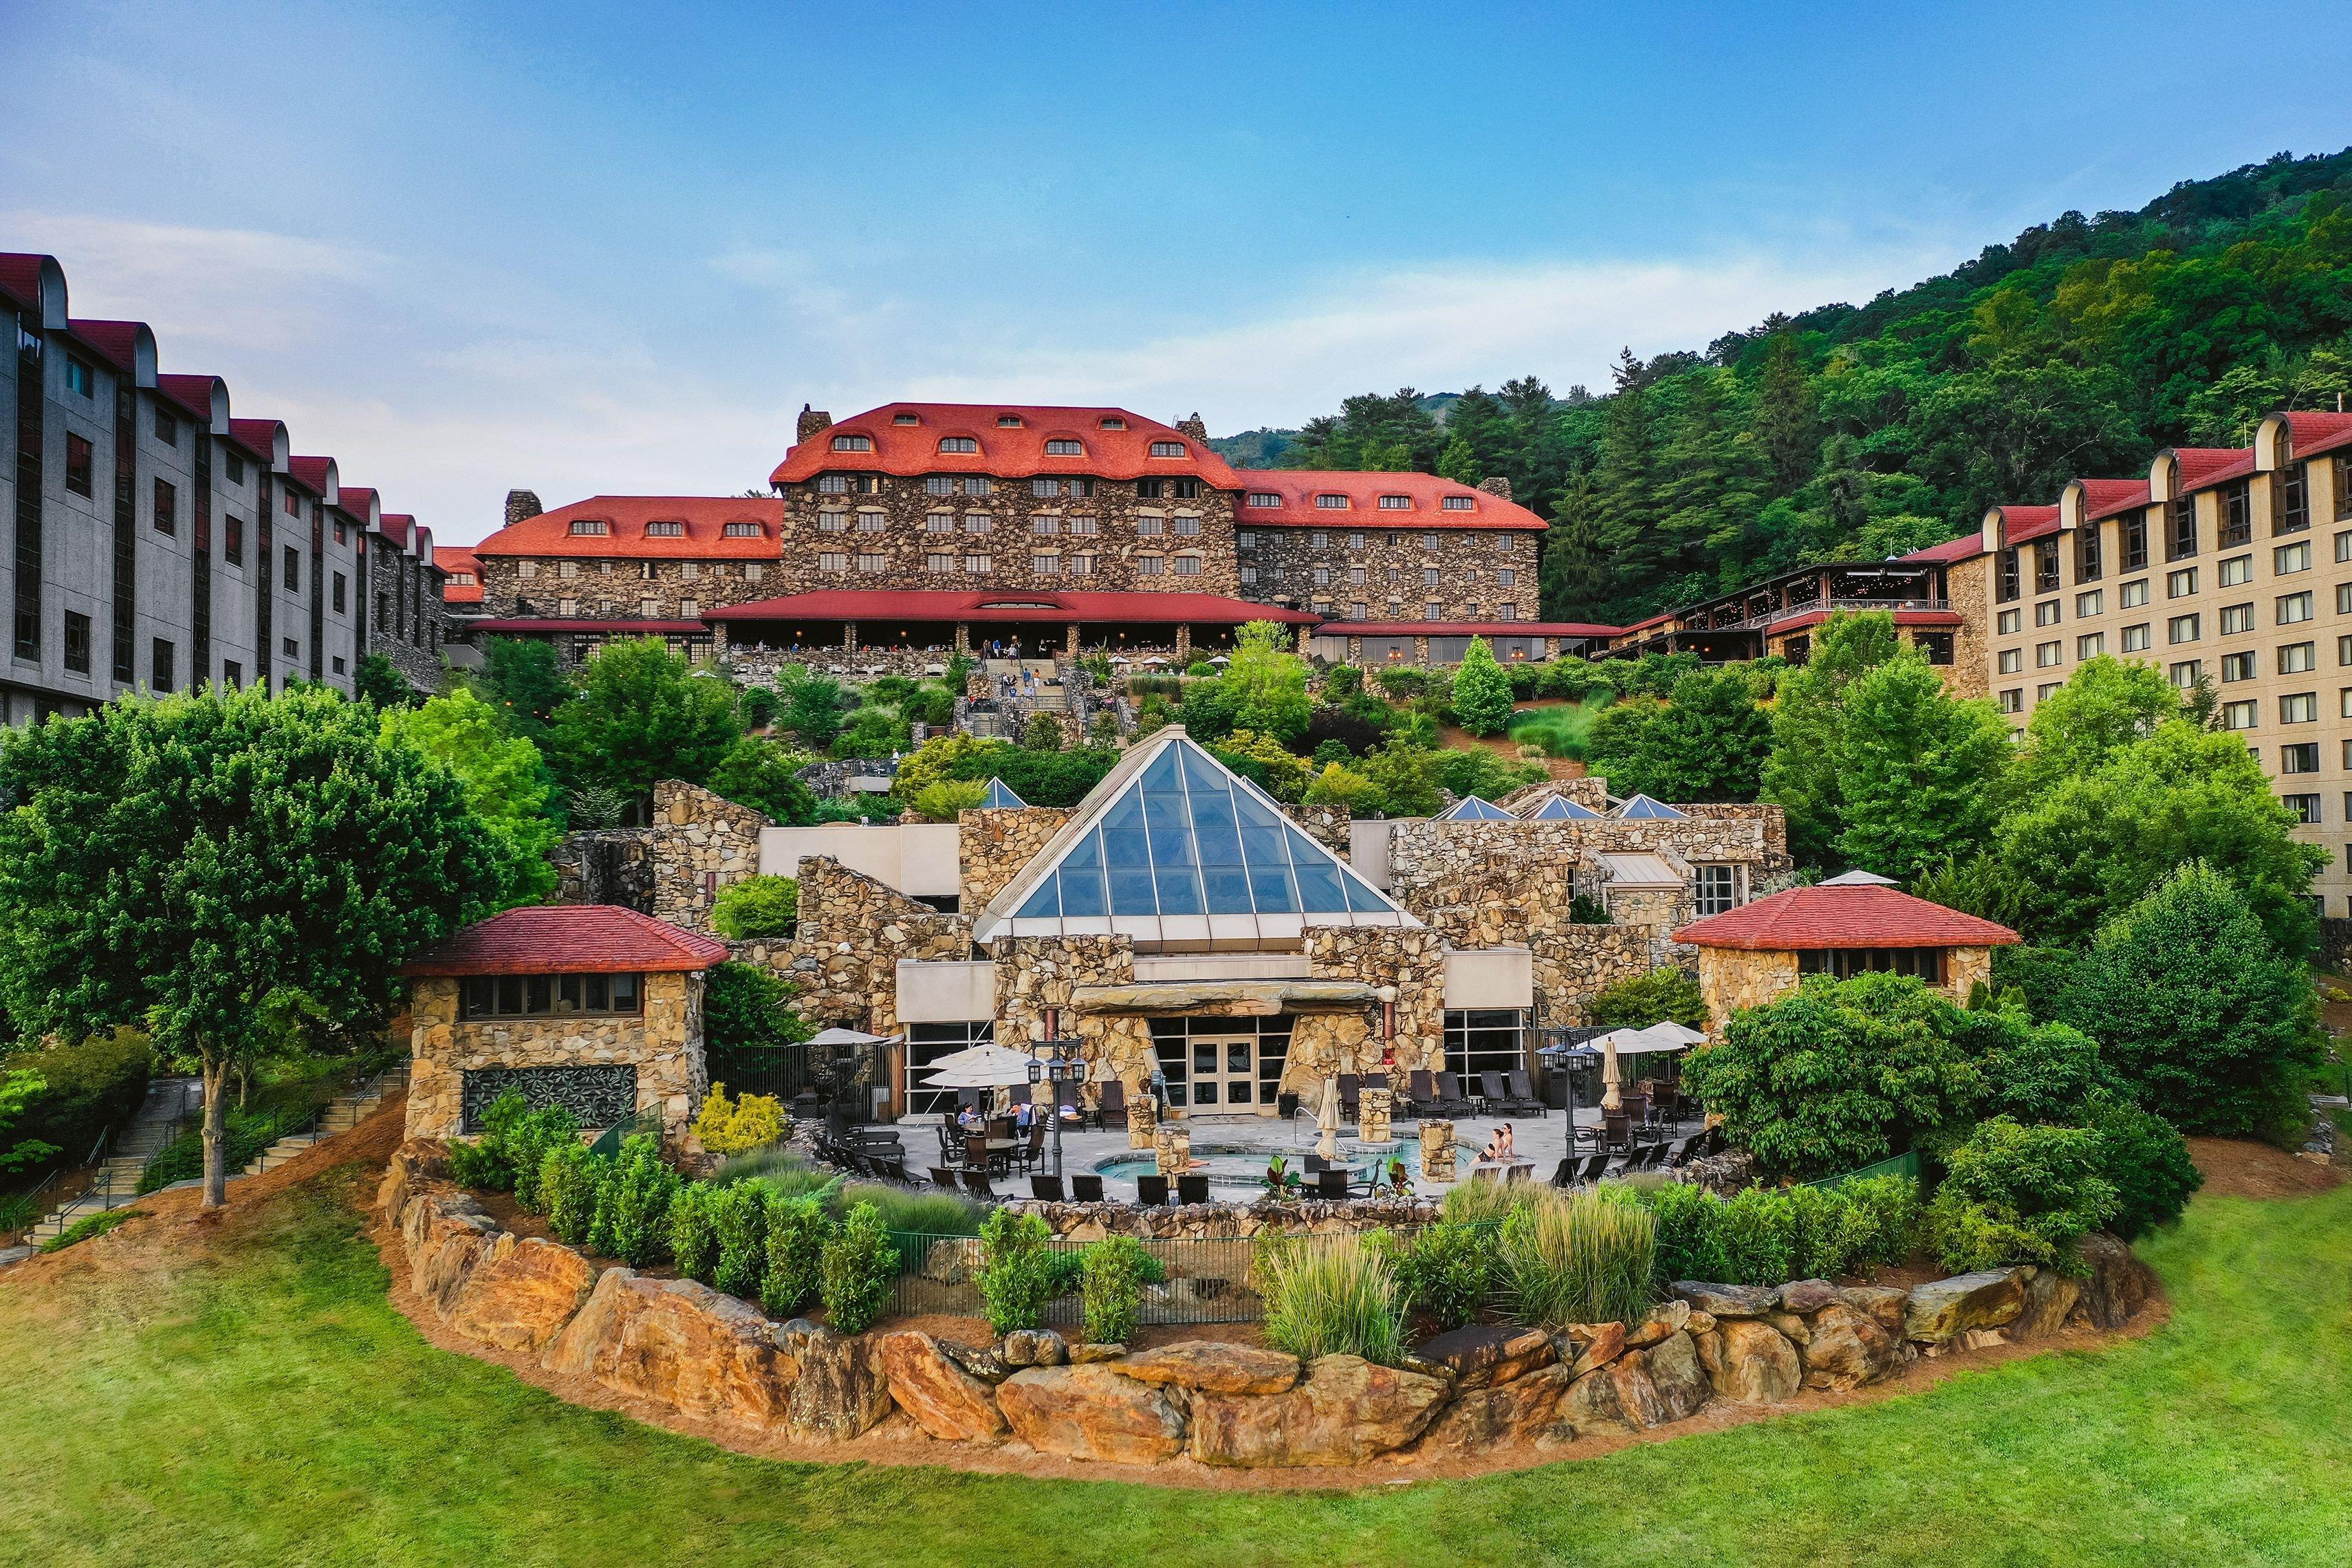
[1316,1076,1340,1162]
[1600,1034,1623,1113]
[809,1025,897,1049]
[917,1044,1049,1088]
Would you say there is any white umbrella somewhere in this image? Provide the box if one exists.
[1316,1076,1340,1162]
[1600,1034,1622,1113]
[919,1041,1013,1074]
[918,1044,1048,1089]
[809,1025,897,1049]
[1587,1022,1703,1057]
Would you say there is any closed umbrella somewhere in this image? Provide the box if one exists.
[1600,1035,1622,1113]
[1316,1076,1340,1162]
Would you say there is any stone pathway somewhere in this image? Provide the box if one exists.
[2,1075,203,1263]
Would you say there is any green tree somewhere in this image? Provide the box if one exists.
[1451,637,1515,737]
[710,875,798,940]
[1022,713,1064,752]
[0,1066,56,1173]
[704,737,817,825]
[380,687,562,906]
[1221,621,1312,743]
[1588,968,1708,1030]
[1635,666,1773,803]
[2004,655,2179,803]
[1752,333,1820,493]
[0,687,502,1207]
[1435,435,1479,486]
[353,653,415,710]
[1829,653,2012,880]
[781,672,847,748]
[701,961,812,1052]
[1761,611,1903,868]
[2056,862,2322,1139]
[550,638,741,805]
[480,637,570,744]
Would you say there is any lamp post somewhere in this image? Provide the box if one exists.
[1028,1006,1089,1179]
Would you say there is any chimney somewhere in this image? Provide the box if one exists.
[504,489,543,527]
[797,404,834,444]
[1477,477,1513,501]
[1175,412,1209,442]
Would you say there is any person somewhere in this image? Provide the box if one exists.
[1479,1122,1516,1163]
[1014,1099,1035,1134]
[957,1102,982,1134]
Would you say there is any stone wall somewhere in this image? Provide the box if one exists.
[1694,947,1802,1030]
[648,780,772,933]
[1388,813,1790,906]
[478,554,775,622]
[1241,523,1536,621]
[1946,552,1992,700]
[1500,776,1611,814]
[994,935,1157,1098]
[1948,945,1994,1004]
[1288,801,1353,855]
[551,829,655,911]
[1404,840,1665,1027]
[960,806,1074,911]
[755,856,972,1034]
[404,971,707,1142]
[1285,924,1448,1091]
[1529,926,1668,1027]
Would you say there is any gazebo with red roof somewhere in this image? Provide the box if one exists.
[1673,873,2019,1028]
[398,906,728,1141]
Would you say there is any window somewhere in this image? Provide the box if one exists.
[892,413,920,426]
[2038,682,2062,701]
[722,521,763,537]
[1138,516,1166,537]
[1043,439,1083,456]
[1499,568,1518,588]
[1135,478,1164,499]
[926,552,954,574]
[2280,464,2311,534]
[2169,660,2201,688]
[1239,563,1257,585]
[2219,480,2252,547]
[963,477,992,497]
[2034,541,2060,594]
[963,514,991,534]
[225,452,246,487]
[817,511,848,532]
[1423,567,1441,589]
[1347,601,1367,621]
[818,552,849,573]
[2223,651,2257,681]
[2280,590,2315,624]
[1031,478,1063,499]
[1422,533,1439,552]
[2283,793,2323,825]
[2036,599,2061,627]
[856,553,886,574]
[283,545,301,594]
[2223,699,2258,730]
[1496,603,1518,622]
[152,478,177,536]
[2077,631,2105,659]
[1031,553,1059,574]
[151,638,175,693]
[1998,648,2023,675]
[1426,601,1444,620]
[925,476,954,496]
[1030,516,1061,536]
[1313,567,1331,587]
[938,437,977,453]
[153,406,179,448]
[1441,494,1474,512]
[2283,742,2322,774]
[558,559,580,580]
[1343,531,1364,550]
[1069,553,1096,576]
[2281,641,2318,674]
[1098,417,1126,431]
[1997,547,2021,602]
[1148,440,1185,457]
[2120,578,2149,609]
[816,474,849,494]
[63,611,90,673]
[331,571,347,614]
[2077,589,2104,618]
[1378,494,1412,510]
[1996,607,2022,635]
[2033,640,2060,668]
[964,554,992,574]
[856,511,886,533]
[568,519,609,535]
[2278,541,2314,575]
[1068,516,1098,536]
[224,661,241,689]
[61,430,93,497]
[1246,491,1282,508]
[2122,512,2149,570]
[65,356,93,397]
[2077,522,2103,582]
[924,513,955,534]
[2168,613,2199,644]
[332,521,345,545]
[460,972,644,1020]
[1173,554,1202,576]
[1315,494,1349,510]
[2283,692,2319,723]
[1347,565,1366,585]
[2344,687,2352,718]
[643,520,684,536]
[2221,603,2255,635]
[2168,567,2197,598]
[2221,554,2254,587]
[830,433,872,452]
[1135,554,1162,576]
[997,414,1022,427]
[2168,493,2197,559]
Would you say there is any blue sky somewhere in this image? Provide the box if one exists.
[6,1,2350,543]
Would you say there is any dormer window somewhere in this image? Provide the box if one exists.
[830,433,873,452]
[1315,494,1350,510]
[722,521,764,537]
[1148,440,1186,457]
[998,414,1023,427]
[644,521,685,537]
[892,413,920,425]
[1099,417,1127,431]
[1378,494,1412,510]
[1247,491,1283,508]
[1441,495,1475,512]
[569,519,611,536]
[816,474,849,494]
[1044,439,1084,456]
[939,437,978,453]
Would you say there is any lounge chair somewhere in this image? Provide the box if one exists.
[1549,1156,1580,1188]
[1338,1074,1362,1122]
[1098,1079,1128,1130]
[1071,1174,1105,1202]
[1136,1174,1171,1206]
[1574,1151,1611,1185]
[960,1168,997,1199]
[1177,1173,1210,1206]
[1665,1135,1698,1170]
[1507,1069,1549,1118]
[1434,1072,1475,1118]
[928,1165,960,1188]
[1316,1168,1349,1201]
[1406,1070,1439,1116]
[1030,1174,1066,1201]
[878,1156,913,1185]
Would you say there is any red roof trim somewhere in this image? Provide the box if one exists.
[1897,534,1983,564]
[772,404,1242,488]
[400,905,728,976]
[709,589,1317,626]
[466,618,708,634]
[1314,620,1620,638]
[1766,608,1961,635]
[1996,505,2060,546]
[1234,470,1548,532]
[1675,883,2019,951]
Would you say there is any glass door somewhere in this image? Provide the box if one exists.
[1188,1034,1259,1113]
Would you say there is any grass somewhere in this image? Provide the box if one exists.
[3,1161,2351,1565]
[1507,701,1600,759]
[36,1206,142,1253]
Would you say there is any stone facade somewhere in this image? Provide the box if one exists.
[1693,943,1999,1030]
[367,532,446,693]
[753,857,972,1034]
[551,829,655,911]
[959,805,1074,911]
[1285,924,1448,1091]
[1387,812,1791,903]
[994,934,1157,1098]
[1241,524,1537,621]
[404,970,708,1142]
[774,474,1242,598]
[649,780,771,933]
[481,554,774,622]
[1289,801,1353,855]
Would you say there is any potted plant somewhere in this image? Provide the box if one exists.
[1261,1153,1305,1203]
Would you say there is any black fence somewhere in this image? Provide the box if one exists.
[706,1041,895,1123]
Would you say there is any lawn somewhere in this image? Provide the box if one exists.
[1508,701,1600,760]
[4,1159,2350,1567]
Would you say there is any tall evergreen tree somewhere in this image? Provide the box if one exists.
[1752,333,1821,492]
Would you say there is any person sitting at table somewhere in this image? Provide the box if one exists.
[1014,1100,1036,1135]
[1479,1122,1516,1163]
[957,1103,983,1134]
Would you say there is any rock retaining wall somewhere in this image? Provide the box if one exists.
[380,1142,2159,1473]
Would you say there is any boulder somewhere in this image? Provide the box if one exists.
[1567,1320,1626,1375]
[1190,1355,1449,1466]
[1607,1352,1670,1428]
[1799,1303,1907,1391]
[1961,1327,2007,1351]
[1417,1362,1576,1452]
[1671,1282,1774,1318]
[921,1237,984,1285]
[1774,1278,1842,1314]
[1624,1302,1688,1351]
[1118,1341,1301,1396]
[1644,1330,1710,1421]
[779,1323,893,1439]
[404,1197,501,1318]
[2074,1233,2158,1329]
[1708,1319,1801,1403]
[1562,1364,1633,1435]
[1069,1342,1126,1364]
[1837,1285,1911,1336]
[1408,1325,1553,1389]
[444,1234,598,1351]
[1002,1328,1068,1368]
[2013,1269,2080,1340]
[541,1270,794,1431]
[1767,1311,1811,1347]
[1904,1269,2028,1343]
[878,1332,1008,1442]
[937,1340,1011,1384]
[997,1365,1186,1464]
[1684,1309,1717,1336]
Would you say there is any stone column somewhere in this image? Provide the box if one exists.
[1359,1087,1393,1144]
[1065,622,1080,655]
[954,622,969,653]
[1419,1118,1457,1182]
[1153,1123,1191,1177]
[1126,1093,1157,1150]
[1175,624,1191,662]
[1544,635,1559,659]
[843,622,857,654]
[1414,635,1429,666]
[1348,635,1362,663]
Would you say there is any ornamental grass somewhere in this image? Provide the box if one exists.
[1499,1186,1657,1330]
[1259,1237,1411,1366]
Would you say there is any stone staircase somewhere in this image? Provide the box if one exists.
[23,1076,201,1247]
[243,1064,409,1175]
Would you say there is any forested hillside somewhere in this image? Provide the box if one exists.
[1231,149,2352,624]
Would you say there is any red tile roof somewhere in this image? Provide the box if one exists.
[400,905,728,976]
[1897,534,1983,564]
[469,618,708,635]
[227,417,284,465]
[334,486,380,525]
[437,547,484,604]
[2080,479,2151,521]
[1994,505,2060,545]
[770,404,1241,488]
[2169,446,2256,492]
[66,318,147,374]
[2282,411,2352,462]
[1675,883,2019,951]
[1234,470,1547,531]
[288,455,337,496]
[155,373,222,424]
[1765,607,1962,635]
[710,589,1318,626]
[473,495,783,561]
[0,254,56,314]
[380,513,414,550]
[1316,619,1620,638]
[1617,611,1676,634]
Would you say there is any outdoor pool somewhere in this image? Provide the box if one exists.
[1093,1142,1424,1191]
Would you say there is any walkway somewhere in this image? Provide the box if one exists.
[1,1074,202,1264]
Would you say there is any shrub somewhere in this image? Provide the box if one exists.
[4,1027,153,1171]
[1440,1178,1534,1226]
[1831,1173,1925,1273]
[605,1135,679,1268]
[1710,1185,1796,1287]
[584,1155,622,1257]
[666,1181,720,1283]
[710,875,798,940]
[1079,1234,1164,1345]
[709,1181,770,1299]
[508,1106,582,1212]
[1637,1181,1728,1285]
[718,1147,840,1198]
[977,1207,1080,1336]
[542,1141,603,1248]
[1259,1238,1409,1365]
[1498,1187,1656,1329]
[693,1085,785,1157]
[911,780,989,821]
[1588,968,1708,1031]
[835,1180,981,1237]
[1924,1117,2120,1274]
[446,1091,530,1191]
[701,961,811,1054]
[761,1193,837,1317]
[2082,1096,2202,1241]
[820,1201,896,1333]
[1380,1221,1493,1330]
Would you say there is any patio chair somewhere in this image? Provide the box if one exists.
[1338,1074,1362,1122]
[928,1166,960,1189]
[1017,1121,1047,1174]
[1574,1152,1611,1185]
[1071,1174,1105,1203]
[1434,1072,1474,1117]
[960,1168,998,1199]
[1177,1173,1210,1206]
[1006,1082,1032,1106]
[1407,1070,1439,1115]
[1136,1174,1171,1206]
[1316,1168,1349,1201]
[1478,1071,1511,1115]
[1098,1079,1128,1130]
[1030,1174,1066,1201]
[1601,1112,1633,1155]
[1364,1071,1391,1096]
[1622,1092,1651,1133]
[878,1156,913,1185]
[966,1133,1005,1176]
[1507,1069,1549,1118]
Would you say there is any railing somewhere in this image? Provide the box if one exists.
[708,1041,894,1121]
[1716,598,1952,633]
[1804,1148,1923,1190]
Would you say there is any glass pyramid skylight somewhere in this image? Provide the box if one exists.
[994,735,1403,930]
[979,777,1027,809]
[1435,795,1515,822]
[1613,794,1688,820]
[1521,794,1602,821]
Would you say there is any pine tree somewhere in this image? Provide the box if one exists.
[1752,333,1820,493]
[1436,436,1479,486]
[1540,472,1611,620]
[1831,652,2013,880]
[1451,638,1516,738]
